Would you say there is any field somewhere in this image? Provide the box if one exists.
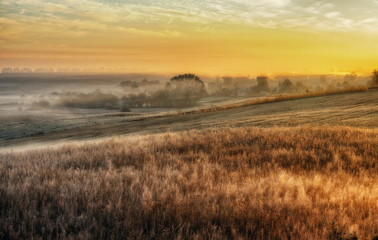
[1,90,377,151]
[1,126,377,239]
[0,75,377,239]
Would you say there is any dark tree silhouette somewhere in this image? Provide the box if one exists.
[167,73,207,107]
[120,74,207,108]
[370,69,378,87]
[256,76,269,92]
[278,79,297,94]
[170,73,203,85]
[250,75,270,94]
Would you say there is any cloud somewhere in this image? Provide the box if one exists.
[1,0,378,48]
[325,12,340,18]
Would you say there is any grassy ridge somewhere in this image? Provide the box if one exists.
[1,126,377,239]
[193,86,369,113]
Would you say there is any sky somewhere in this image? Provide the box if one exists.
[1,0,378,76]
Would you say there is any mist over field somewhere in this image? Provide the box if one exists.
[0,71,373,141]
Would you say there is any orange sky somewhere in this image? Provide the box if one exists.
[1,0,378,76]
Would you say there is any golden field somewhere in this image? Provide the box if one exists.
[1,126,377,239]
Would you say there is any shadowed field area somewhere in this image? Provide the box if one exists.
[1,126,377,239]
[1,90,377,151]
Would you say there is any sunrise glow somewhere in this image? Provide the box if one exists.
[1,0,378,75]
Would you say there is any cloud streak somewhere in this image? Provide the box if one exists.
[1,0,378,38]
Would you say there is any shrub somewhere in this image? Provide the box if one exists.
[31,99,50,109]
[120,104,131,112]
[59,89,119,109]
[278,79,297,94]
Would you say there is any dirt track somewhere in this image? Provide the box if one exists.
[1,91,377,151]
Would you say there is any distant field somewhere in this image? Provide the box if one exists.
[1,126,377,239]
[1,90,377,151]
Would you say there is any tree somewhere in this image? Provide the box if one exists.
[170,73,202,83]
[278,79,297,94]
[167,73,207,107]
[250,76,270,94]
[295,81,308,93]
[222,76,234,86]
[370,69,378,87]
[256,75,269,92]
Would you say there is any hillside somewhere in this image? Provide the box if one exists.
[0,90,377,151]
[1,91,377,239]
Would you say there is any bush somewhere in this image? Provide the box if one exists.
[120,104,131,112]
[121,93,147,108]
[295,81,309,93]
[59,89,119,109]
[213,87,235,97]
[31,99,50,109]
[278,79,297,94]
[120,79,160,88]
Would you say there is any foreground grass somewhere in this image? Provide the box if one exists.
[0,126,377,239]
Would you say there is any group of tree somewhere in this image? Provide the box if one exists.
[278,79,297,94]
[119,79,160,89]
[248,70,378,95]
[45,74,207,112]
[249,76,271,94]
[49,69,378,112]
[120,80,140,88]
[121,74,208,108]
[59,89,120,110]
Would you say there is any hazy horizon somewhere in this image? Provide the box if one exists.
[0,67,374,79]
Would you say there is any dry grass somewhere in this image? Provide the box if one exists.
[193,86,369,113]
[1,126,377,239]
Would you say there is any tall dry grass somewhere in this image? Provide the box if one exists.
[0,126,377,239]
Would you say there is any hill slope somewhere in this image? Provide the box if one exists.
[0,90,377,150]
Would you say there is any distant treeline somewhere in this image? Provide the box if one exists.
[212,72,374,97]
[34,71,377,111]
[50,74,207,111]
[120,79,160,88]
[58,90,120,110]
